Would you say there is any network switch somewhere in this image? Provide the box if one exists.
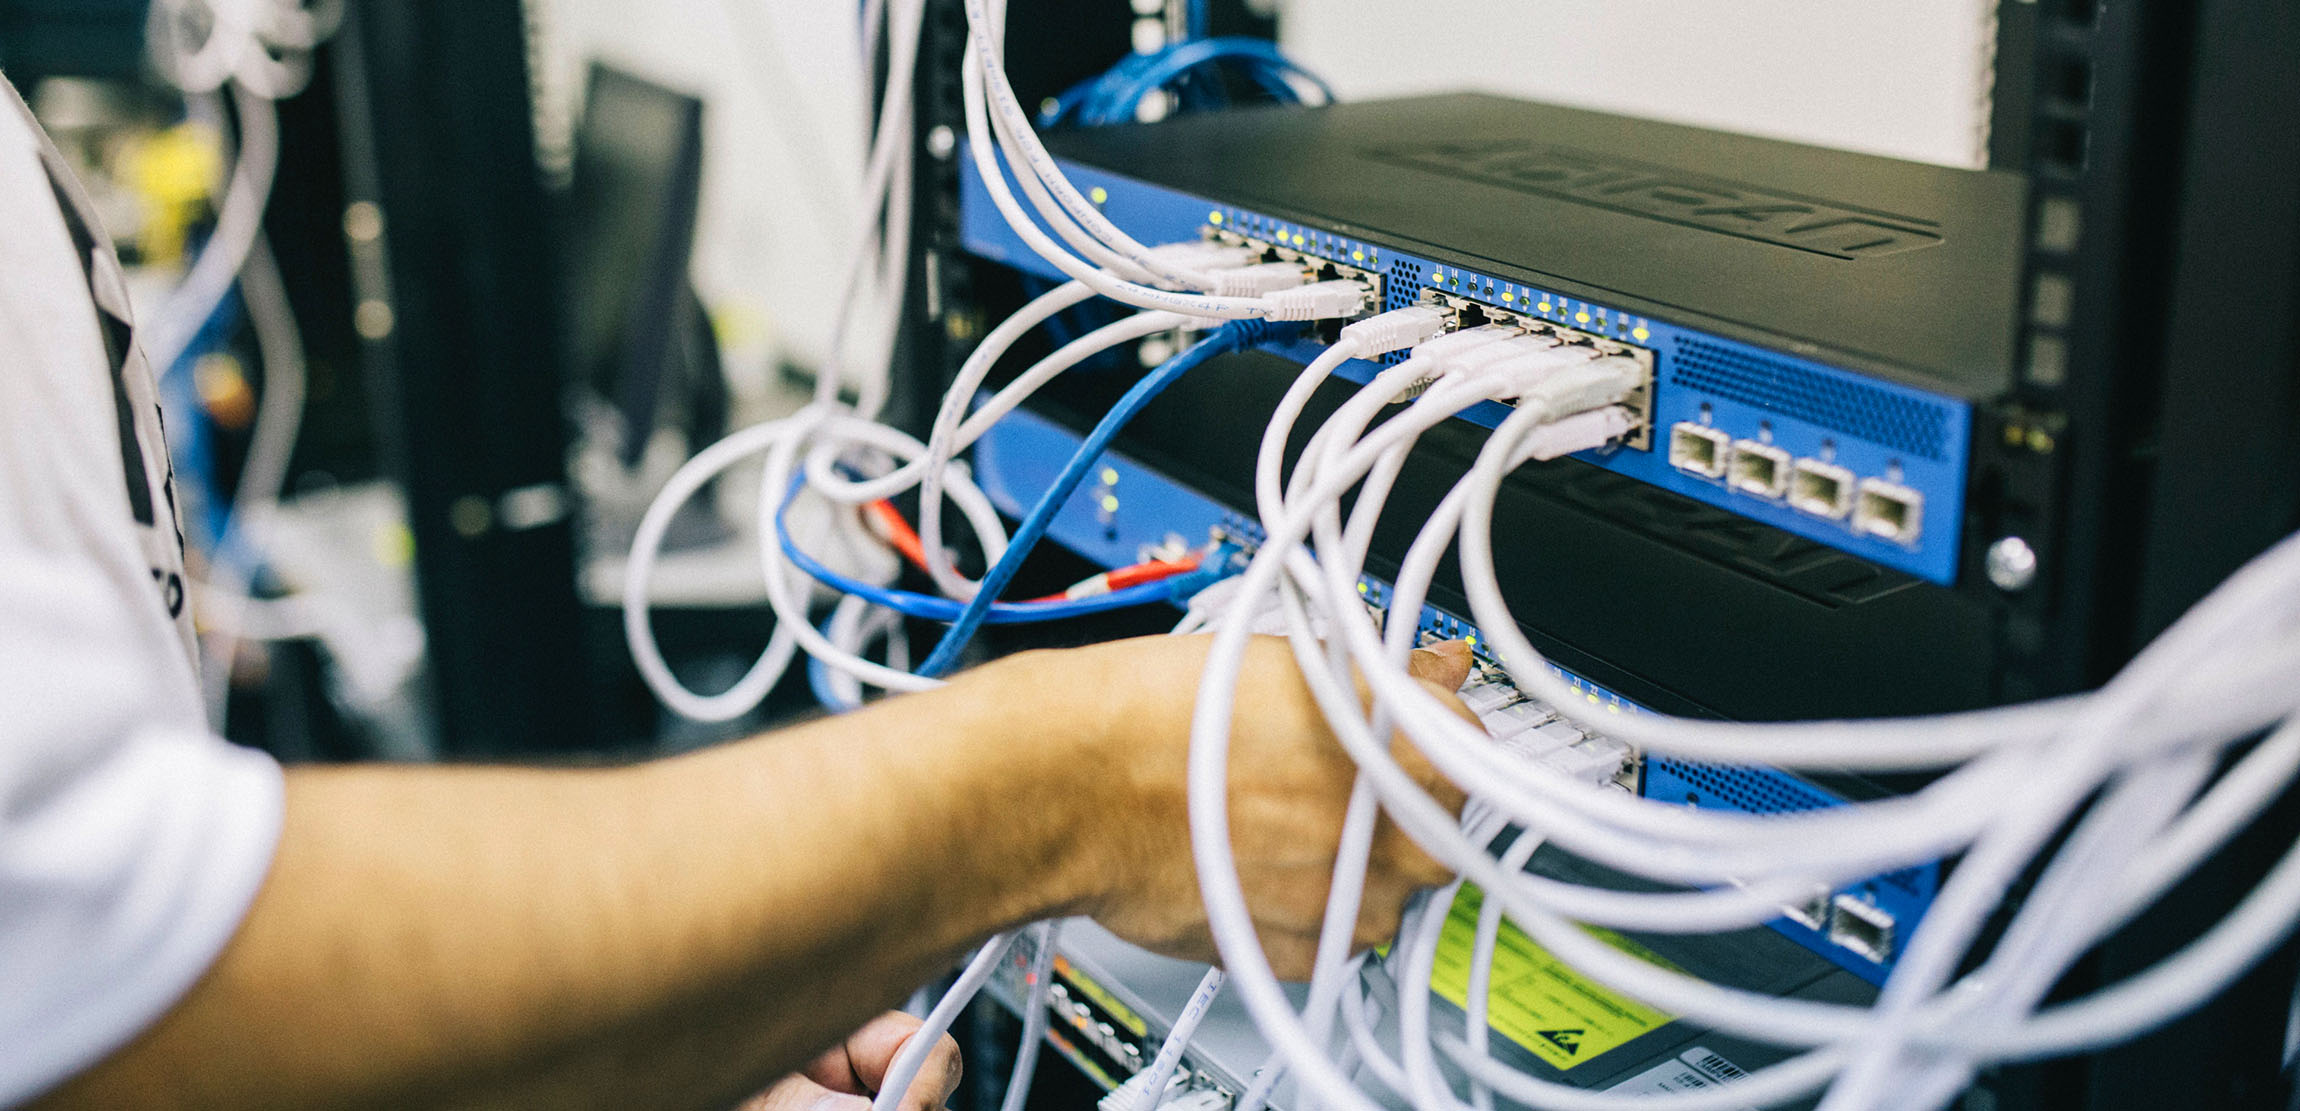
[961,93,2020,586]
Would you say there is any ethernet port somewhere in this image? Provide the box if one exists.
[1781,887,1832,931]
[1829,895,1897,963]
[1854,479,1925,545]
[1789,459,1856,520]
[1728,441,1791,499]
[1668,422,1730,479]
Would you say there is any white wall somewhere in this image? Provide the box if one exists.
[527,0,871,385]
[1275,0,1998,170]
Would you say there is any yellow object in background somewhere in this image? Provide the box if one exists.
[125,123,225,265]
[1425,884,1681,1071]
[194,353,256,431]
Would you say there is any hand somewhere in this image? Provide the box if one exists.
[740,1012,962,1111]
[1054,634,1475,979]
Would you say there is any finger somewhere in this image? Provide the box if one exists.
[743,1074,875,1111]
[1263,932,1323,982]
[845,1013,964,1111]
[1388,719,1470,820]
[1352,891,1414,953]
[1406,640,1475,691]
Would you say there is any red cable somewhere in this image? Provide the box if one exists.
[867,497,1203,604]
[864,500,935,575]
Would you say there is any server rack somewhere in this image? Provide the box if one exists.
[910,0,2300,1108]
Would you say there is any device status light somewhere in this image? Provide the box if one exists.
[1089,186,1109,205]
[1209,211,1225,225]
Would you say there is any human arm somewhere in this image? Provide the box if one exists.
[33,636,1471,1111]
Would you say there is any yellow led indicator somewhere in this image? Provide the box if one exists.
[1575,311,1592,325]
[1089,186,1109,205]
[1633,327,1651,342]
[1357,582,1370,595]
[1537,302,1553,313]
[1587,692,1601,703]
[1100,467,1120,485]
[1502,291,1516,303]
[1209,211,1225,225]
[1609,703,1622,714]
[1352,249,1366,263]
[1099,495,1121,514]
[1465,634,1478,645]
[1292,234,1307,247]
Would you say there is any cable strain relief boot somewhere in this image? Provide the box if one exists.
[1339,304,1451,356]
[1262,280,1372,322]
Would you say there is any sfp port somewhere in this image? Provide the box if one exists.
[1668,422,1730,479]
[1728,440,1792,500]
[1828,895,1897,963]
[1781,888,1832,931]
[1788,459,1857,520]
[1853,479,1925,545]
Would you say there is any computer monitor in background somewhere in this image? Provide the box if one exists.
[563,61,724,467]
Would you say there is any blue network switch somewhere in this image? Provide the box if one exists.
[961,158,1974,586]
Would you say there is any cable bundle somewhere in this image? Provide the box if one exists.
[1182,336,2300,1109]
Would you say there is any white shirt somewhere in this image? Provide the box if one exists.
[0,75,283,1106]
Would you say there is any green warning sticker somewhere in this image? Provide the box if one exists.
[1426,885,1679,1071]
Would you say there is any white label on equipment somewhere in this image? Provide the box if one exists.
[1605,1047,1755,1106]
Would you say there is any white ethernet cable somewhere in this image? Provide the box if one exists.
[193,235,306,732]
[912,308,1196,599]
[958,43,1365,322]
[147,0,339,100]
[1000,922,1061,1111]
[142,84,278,383]
[961,0,1217,293]
[1182,312,2300,1111]
[817,0,926,418]
[871,932,1021,1111]
[1132,969,1229,1111]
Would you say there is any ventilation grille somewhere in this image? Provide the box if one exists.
[1669,339,1951,463]
[1381,260,1425,366]
[1653,758,1924,896]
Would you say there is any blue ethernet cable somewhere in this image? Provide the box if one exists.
[774,487,1181,623]
[1104,38,1333,121]
[1041,37,1332,129]
[808,638,855,713]
[914,318,1302,678]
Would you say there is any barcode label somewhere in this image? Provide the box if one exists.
[1605,1047,1754,1106]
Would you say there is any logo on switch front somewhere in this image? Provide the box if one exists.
[1369,141,1945,260]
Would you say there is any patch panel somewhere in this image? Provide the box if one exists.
[958,153,1973,584]
[972,412,1941,985]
